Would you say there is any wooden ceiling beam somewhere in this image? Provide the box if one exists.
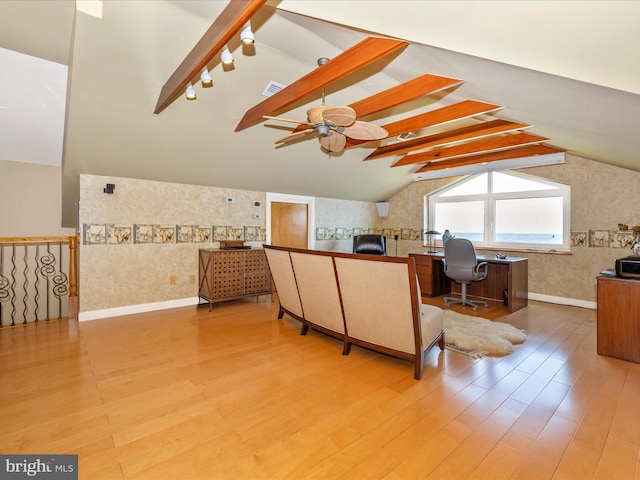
[154,0,267,114]
[235,37,409,131]
[289,73,463,135]
[414,144,566,172]
[366,119,530,161]
[348,73,462,118]
[345,99,502,148]
[396,131,548,166]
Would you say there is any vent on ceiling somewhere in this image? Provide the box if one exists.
[397,132,416,141]
[262,81,285,97]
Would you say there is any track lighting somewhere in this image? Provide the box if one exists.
[240,24,254,45]
[185,83,196,100]
[221,46,234,65]
[200,68,213,88]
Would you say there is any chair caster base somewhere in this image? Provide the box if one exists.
[443,296,488,312]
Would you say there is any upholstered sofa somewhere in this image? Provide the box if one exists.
[263,245,445,379]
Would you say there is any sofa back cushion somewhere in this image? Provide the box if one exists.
[290,252,345,334]
[334,257,418,354]
[264,246,303,318]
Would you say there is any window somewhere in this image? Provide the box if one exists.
[427,171,570,251]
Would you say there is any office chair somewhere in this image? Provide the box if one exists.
[352,234,387,255]
[442,238,488,311]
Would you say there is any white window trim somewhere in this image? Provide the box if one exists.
[427,170,571,252]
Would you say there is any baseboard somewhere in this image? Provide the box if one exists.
[78,297,200,322]
[528,292,596,310]
[77,292,595,322]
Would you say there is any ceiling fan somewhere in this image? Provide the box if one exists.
[263,56,388,153]
[264,103,388,153]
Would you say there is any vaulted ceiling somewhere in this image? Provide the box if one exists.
[1,1,639,227]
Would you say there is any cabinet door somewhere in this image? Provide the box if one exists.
[244,250,271,294]
[597,277,640,363]
[213,251,244,298]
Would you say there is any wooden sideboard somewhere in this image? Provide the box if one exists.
[409,252,528,313]
[198,248,272,309]
[597,275,640,364]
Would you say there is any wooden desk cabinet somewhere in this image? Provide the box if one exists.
[597,275,640,364]
[409,252,528,313]
[410,254,449,297]
[199,248,272,308]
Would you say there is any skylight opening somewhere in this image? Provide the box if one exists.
[76,0,103,19]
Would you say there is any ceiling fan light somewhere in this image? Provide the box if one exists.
[221,46,234,65]
[185,83,196,100]
[200,68,213,88]
[240,24,254,45]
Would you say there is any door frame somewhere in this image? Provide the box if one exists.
[266,192,315,249]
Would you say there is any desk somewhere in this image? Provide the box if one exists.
[597,275,640,364]
[409,252,528,313]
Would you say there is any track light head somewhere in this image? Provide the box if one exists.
[221,46,234,65]
[185,83,196,100]
[200,68,213,88]
[240,25,254,45]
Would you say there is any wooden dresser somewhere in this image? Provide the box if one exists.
[198,248,272,309]
[597,275,640,363]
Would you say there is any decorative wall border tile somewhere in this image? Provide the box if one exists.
[83,224,266,245]
[229,227,244,241]
[194,226,212,243]
[214,226,229,241]
[589,230,609,248]
[153,225,176,244]
[245,226,259,241]
[134,225,153,244]
[177,225,193,243]
[84,223,633,250]
[610,230,635,248]
[84,224,106,245]
[106,224,132,245]
[570,231,587,247]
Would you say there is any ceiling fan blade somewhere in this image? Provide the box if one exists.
[235,37,408,131]
[348,73,463,118]
[319,133,347,152]
[306,106,328,124]
[275,129,317,145]
[342,121,388,141]
[154,0,266,114]
[320,106,357,126]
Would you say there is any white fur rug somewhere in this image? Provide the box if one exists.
[443,310,527,358]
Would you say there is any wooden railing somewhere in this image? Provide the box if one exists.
[0,236,78,326]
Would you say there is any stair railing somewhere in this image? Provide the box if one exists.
[0,235,78,326]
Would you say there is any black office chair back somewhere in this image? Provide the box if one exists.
[443,238,482,282]
[353,234,387,255]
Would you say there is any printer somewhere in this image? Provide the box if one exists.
[615,256,640,279]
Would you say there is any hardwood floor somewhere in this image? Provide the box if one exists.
[1,296,639,479]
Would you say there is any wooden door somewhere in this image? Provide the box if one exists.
[271,202,308,248]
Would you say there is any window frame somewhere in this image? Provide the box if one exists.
[427,170,571,252]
